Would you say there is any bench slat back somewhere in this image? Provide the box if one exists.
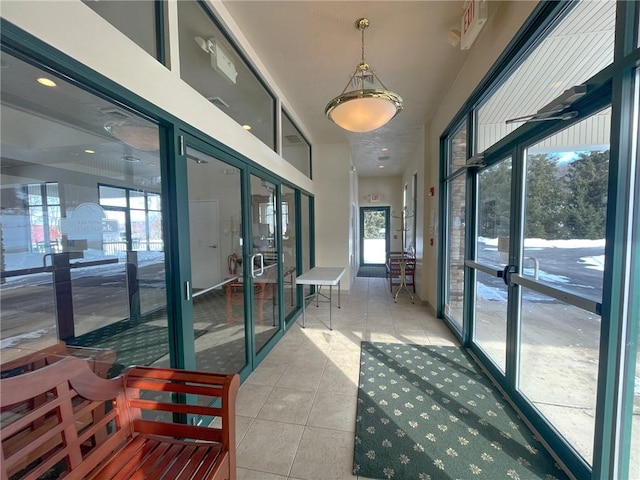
[1,357,132,480]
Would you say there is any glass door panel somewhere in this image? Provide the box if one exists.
[361,207,389,265]
[281,185,297,321]
[249,174,279,353]
[517,109,611,463]
[472,157,512,372]
[186,147,247,374]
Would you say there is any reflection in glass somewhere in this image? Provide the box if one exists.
[444,174,466,329]
[0,52,166,378]
[178,0,275,150]
[523,109,610,302]
[477,1,616,152]
[282,185,297,321]
[474,270,507,372]
[449,121,467,174]
[250,175,279,353]
[476,159,512,267]
[282,112,311,177]
[186,148,247,374]
[82,0,159,59]
[519,292,600,463]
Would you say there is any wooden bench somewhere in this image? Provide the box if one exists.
[1,356,239,480]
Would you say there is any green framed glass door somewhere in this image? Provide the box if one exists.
[183,143,249,376]
[467,157,513,373]
[247,173,281,356]
[360,206,390,266]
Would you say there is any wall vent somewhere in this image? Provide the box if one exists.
[99,107,133,120]
[284,134,302,144]
[207,96,229,109]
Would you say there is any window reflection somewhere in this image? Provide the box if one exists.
[178,0,275,150]
[282,111,311,177]
[82,0,160,60]
[0,52,167,378]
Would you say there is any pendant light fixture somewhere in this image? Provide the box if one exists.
[325,18,403,133]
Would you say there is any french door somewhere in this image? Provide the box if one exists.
[178,135,285,381]
[465,107,611,471]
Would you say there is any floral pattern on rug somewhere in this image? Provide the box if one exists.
[353,342,570,480]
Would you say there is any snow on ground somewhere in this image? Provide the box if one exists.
[579,255,605,272]
[479,237,606,249]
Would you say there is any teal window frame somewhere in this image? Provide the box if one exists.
[438,1,640,478]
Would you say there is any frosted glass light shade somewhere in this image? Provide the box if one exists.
[325,89,403,133]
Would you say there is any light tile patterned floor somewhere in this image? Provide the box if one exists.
[235,277,459,480]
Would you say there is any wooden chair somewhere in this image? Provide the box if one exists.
[387,255,416,293]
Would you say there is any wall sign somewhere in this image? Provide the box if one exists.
[461,0,488,50]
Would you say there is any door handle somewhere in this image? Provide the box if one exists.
[209,245,217,248]
[249,253,264,278]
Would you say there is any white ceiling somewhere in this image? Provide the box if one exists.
[220,1,471,177]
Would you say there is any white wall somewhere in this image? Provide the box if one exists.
[401,125,426,303]
[419,1,538,310]
[358,176,404,253]
[313,142,353,290]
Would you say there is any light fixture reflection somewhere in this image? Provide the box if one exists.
[325,18,403,133]
[37,77,57,87]
[104,122,159,151]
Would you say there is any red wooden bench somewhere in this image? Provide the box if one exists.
[1,356,239,480]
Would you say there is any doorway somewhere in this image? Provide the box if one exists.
[360,206,390,266]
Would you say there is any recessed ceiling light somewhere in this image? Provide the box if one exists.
[381,147,389,152]
[379,165,385,169]
[37,77,57,87]
[242,124,252,130]
[84,149,95,154]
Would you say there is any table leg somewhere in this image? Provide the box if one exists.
[302,293,306,328]
[329,285,333,331]
[338,280,341,308]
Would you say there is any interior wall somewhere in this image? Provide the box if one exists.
[313,142,353,290]
[401,125,426,303]
[358,176,403,253]
[421,1,539,311]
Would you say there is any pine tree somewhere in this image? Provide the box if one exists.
[524,154,566,239]
[478,160,511,238]
[565,151,609,239]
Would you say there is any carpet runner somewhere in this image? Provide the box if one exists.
[354,342,569,480]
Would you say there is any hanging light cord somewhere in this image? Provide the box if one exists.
[337,18,391,95]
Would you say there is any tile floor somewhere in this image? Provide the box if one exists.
[233,277,460,480]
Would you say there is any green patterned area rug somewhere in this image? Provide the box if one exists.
[354,342,569,480]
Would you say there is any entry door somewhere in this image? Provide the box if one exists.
[467,156,513,373]
[465,107,611,466]
[184,144,248,376]
[248,173,280,357]
[360,206,390,265]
